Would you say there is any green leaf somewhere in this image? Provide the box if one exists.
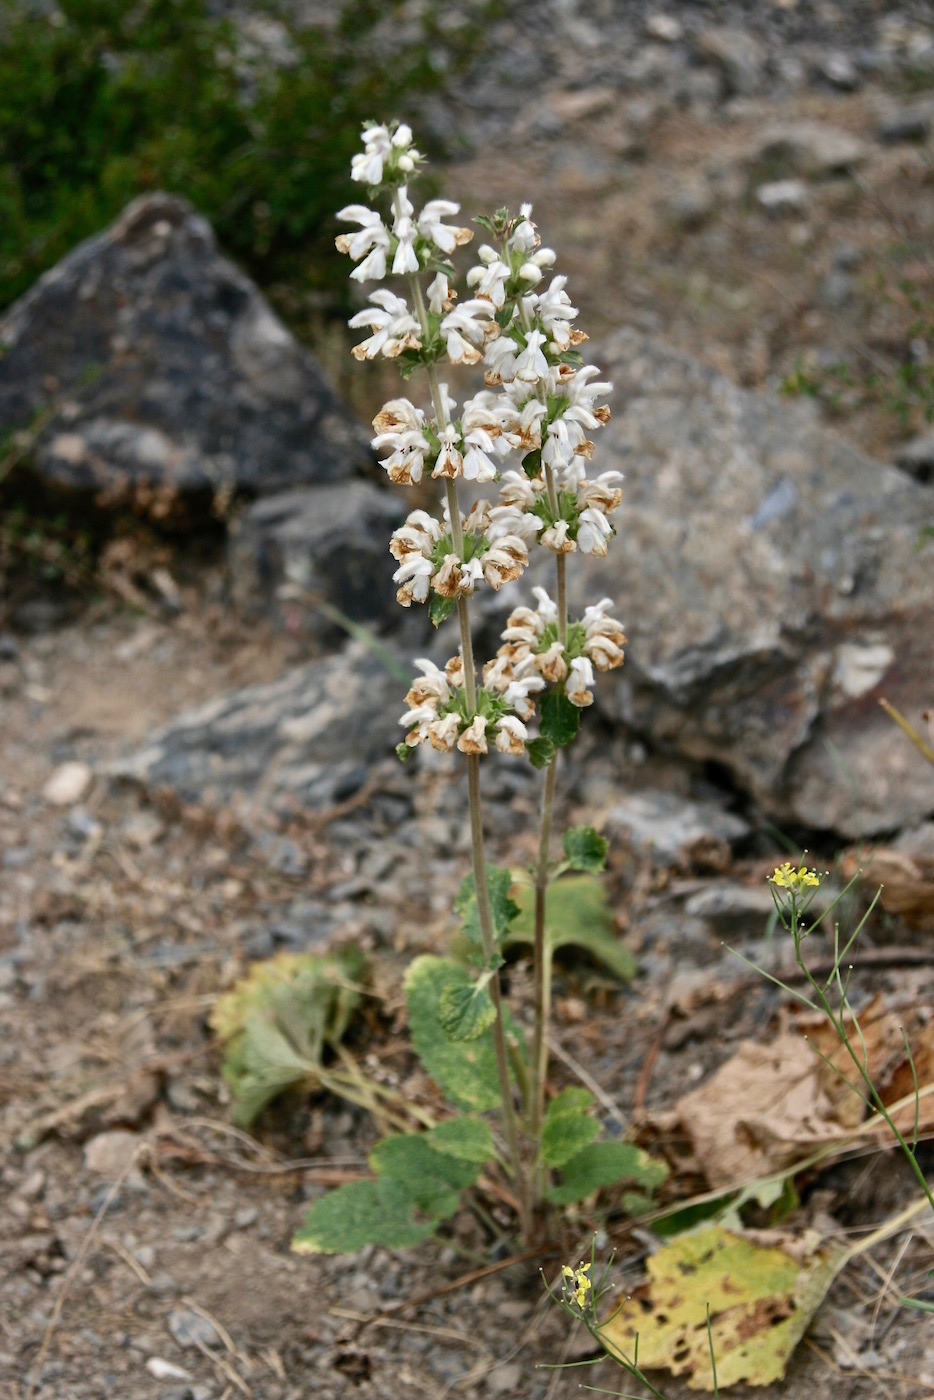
[522,448,542,479]
[429,595,456,627]
[563,826,608,873]
[370,1133,480,1191]
[425,1117,495,1165]
[541,1088,600,1168]
[439,977,497,1042]
[546,1141,668,1205]
[540,690,580,748]
[396,742,415,763]
[454,866,519,948]
[526,736,556,770]
[508,875,635,982]
[292,1175,459,1255]
[405,956,524,1112]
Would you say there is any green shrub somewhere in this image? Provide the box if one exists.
[0,0,488,321]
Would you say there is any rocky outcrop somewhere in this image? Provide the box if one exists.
[567,329,934,839]
[227,481,406,639]
[109,641,403,814]
[0,194,372,525]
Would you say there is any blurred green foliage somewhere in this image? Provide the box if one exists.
[0,0,487,322]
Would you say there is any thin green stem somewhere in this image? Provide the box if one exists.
[529,752,559,1198]
[467,754,532,1237]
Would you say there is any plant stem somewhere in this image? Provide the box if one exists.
[404,245,532,1235]
[529,750,558,1199]
[467,754,532,1238]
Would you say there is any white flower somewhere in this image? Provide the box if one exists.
[514,329,550,384]
[432,423,463,479]
[440,299,497,365]
[577,470,624,514]
[335,206,391,282]
[350,289,421,361]
[467,245,510,308]
[372,399,430,484]
[540,519,575,553]
[418,200,472,254]
[567,656,595,707]
[502,674,545,721]
[536,275,578,349]
[351,124,392,185]
[562,365,613,431]
[577,506,613,556]
[495,714,528,756]
[457,714,489,755]
[405,658,451,708]
[392,552,434,606]
[582,599,626,670]
[427,271,452,314]
[391,189,420,275]
[482,535,528,589]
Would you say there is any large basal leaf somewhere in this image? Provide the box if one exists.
[508,875,634,983]
[369,1132,481,1191]
[597,1225,847,1390]
[541,1086,600,1168]
[546,1140,668,1206]
[425,1116,495,1165]
[405,955,525,1112]
[292,1175,460,1255]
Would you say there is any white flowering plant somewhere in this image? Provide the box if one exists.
[292,121,665,1256]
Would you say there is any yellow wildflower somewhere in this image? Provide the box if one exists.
[562,1261,592,1310]
[769,862,821,894]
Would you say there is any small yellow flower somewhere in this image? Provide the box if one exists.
[769,862,821,893]
[562,1261,592,1309]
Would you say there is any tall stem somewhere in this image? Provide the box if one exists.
[529,751,558,1200]
[404,246,531,1234]
[467,755,532,1237]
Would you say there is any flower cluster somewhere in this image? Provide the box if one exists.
[496,588,626,708]
[400,658,542,757]
[769,863,822,894]
[336,120,627,758]
[561,1261,593,1312]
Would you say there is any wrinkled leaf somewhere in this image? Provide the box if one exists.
[292,1175,460,1255]
[508,875,634,982]
[454,867,519,949]
[405,956,525,1112]
[541,1087,600,1167]
[526,737,556,770]
[429,595,456,627]
[439,977,497,1043]
[425,1117,495,1165]
[540,690,581,748]
[563,826,609,873]
[547,1141,668,1205]
[598,1225,846,1390]
[370,1132,481,1190]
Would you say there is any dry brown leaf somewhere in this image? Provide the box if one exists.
[657,998,934,1186]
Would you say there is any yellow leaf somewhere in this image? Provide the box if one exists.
[598,1225,845,1390]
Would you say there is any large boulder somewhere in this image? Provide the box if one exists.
[572,329,934,839]
[108,640,403,814]
[0,194,372,525]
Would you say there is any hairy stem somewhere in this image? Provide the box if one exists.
[468,755,532,1237]
[529,751,558,1200]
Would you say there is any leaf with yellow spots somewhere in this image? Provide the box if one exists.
[597,1225,846,1390]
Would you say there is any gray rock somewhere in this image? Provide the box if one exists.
[683,882,776,934]
[605,789,750,868]
[894,433,934,483]
[109,640,404,813]
[695,26,766,99]
[0,194,372,525]
[166,1308,220,1351]
[876,102,933,145]
[227,481,405,638]
[751,121,868,180]
[571,328,934,838]
[816,52,861,91]
[755,179,809,216]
